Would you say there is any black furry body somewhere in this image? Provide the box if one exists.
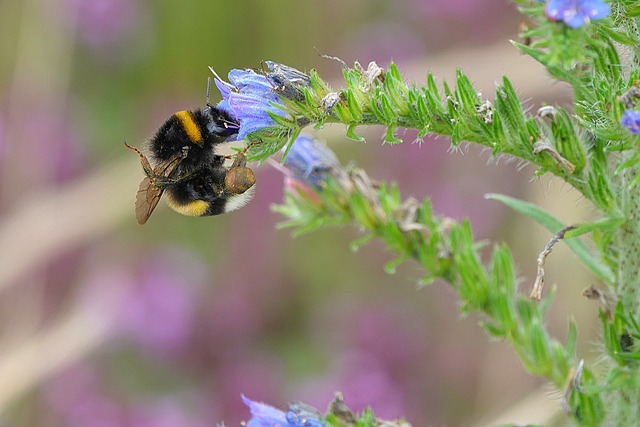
[127,106,256,223]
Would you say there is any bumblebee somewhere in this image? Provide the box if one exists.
[125,106,256,225]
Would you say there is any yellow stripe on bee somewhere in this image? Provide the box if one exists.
[165,192,210,216]
[175,110,203,143]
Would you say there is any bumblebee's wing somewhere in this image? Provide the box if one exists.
[126,142,187,224]
[134,153,187,224]
[134,176,164,225]
[155,153,184,178]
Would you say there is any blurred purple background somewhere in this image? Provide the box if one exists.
[0,0,594,426]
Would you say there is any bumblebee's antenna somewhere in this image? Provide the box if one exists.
[206,77,212,107]
[208,66,235,91]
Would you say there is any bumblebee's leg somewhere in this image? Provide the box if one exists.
[124,143,155,177]
[152,157,220,188]
[230,152,247,168]
[228,140,263,168]
[152,171,196,187]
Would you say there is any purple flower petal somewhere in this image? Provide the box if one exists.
[622,110,640,135]
[564,12,588,28]
[545,0,609,28]
[228,93,282,119]
[286,402,325,427]
[579,0,610,19]
[546,0,577,20]
[214,78,232,100]
[214,66,287,140]
[228,69,273,93]
[284,135,341,190]
[241,395,325,427]
[213,62,310,140]
[242,395,291,427]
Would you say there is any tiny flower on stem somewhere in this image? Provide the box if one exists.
[543,0,610,28]
[213,68,285,141]
[284,135,341,190]
[212,62,311,141]
[241,395,325,427]
[278,135,343,204]
[621,110,640,135]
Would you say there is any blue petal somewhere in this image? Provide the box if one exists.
[237,121,274,141]
[622,110,640,135]
[563,12,588,28]
[229,93,282,117]
[579,0,610,19]
[285,135,341,189]
[546,0,574,20]
[216,99,232,114]
[212,65,297,140]
[214,78,232,99]
[218,68,289,139]
[242,394,292,427]
[229,94,275,118]
[286,402,325,427]
[545,0,608,27]
[228,69,273,93]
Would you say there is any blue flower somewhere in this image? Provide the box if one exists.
[242,394,290,427]
[213,62,310,141]
[544,0,610,28]
[214,68,287,141]
[286,402,325,427]
[284,135,341,190]
[621,110,640,135]
[241,395,325,427]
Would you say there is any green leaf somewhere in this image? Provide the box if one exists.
[350,233,375,251]
[510,41,582,87]
[280,128,302,163]
[346,123,365,142]
[451,123,461,146]
[565,319,578,356]
[528,319,550,366]
[384,256,407,274]
[481,321,506,338]
[387,61,403,81]
[564,217,625,239]
[486,193,615,284]
[266,110,296,128]
[346,90,363,122]
[379,93,396,123]
[384,125,402,144]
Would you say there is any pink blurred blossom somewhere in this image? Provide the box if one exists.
[127,398,210,427]
[371,135,522,236]
[116,249,206,358]
[213,355,285,427]
[44,362,213,427]
[345,23,427,65]
[0,115,5,173]
[43,362,122,427]
[295,350,407,421]
[204,290,262,346]
[64,0,145,51]
[20,102,87,183]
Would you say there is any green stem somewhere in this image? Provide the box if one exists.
[611,153,640,423]
[611,385,640,426]
[617,161,640,319]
